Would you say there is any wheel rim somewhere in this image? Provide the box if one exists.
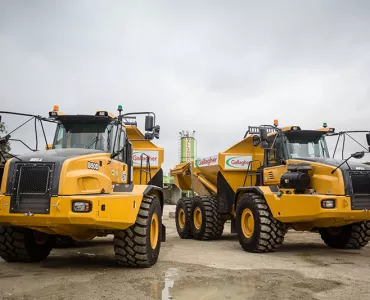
[241,208,255,238]
[178,208,186,229]
[150,213,159,249]
[193,207,202,230]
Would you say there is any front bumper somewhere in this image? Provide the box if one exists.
[0,193,144,234]
[267,194,370,226]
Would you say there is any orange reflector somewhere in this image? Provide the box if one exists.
[53,105,59,111]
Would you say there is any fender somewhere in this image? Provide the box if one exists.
[234,186,278,208]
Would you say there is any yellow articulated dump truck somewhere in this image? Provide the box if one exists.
[0,105,165,267]
[171,122,370,253]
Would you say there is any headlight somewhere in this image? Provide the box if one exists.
[72,201,92,212]
[321,199,336,209]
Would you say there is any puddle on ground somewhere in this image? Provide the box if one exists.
[149,268,260,300]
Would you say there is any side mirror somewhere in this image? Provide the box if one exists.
[253,135,260,146]
[153,125,160,139]
[145,115,154,131]
[351,151,365,159]
[366,133,370,147]
[260,128,268,141]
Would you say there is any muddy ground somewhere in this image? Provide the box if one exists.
[0,215,369,300]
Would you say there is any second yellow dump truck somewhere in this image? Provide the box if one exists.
[171,122,370,252]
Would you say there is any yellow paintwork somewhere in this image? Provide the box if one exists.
[58,153,128,195]
[170,125,370,230]
[126,125,164,185]
[1,158,12,194]
[0,185,152,240]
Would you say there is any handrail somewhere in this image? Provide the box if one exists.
[243,160,262,187]
[139,153,152,184]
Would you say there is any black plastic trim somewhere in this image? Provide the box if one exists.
[217,172,235,214]
[269,186,279,192]
[148,168,163,188]
[113,184,134,193]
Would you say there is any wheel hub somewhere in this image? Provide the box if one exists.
[178,208,186,229]
[194,207,202,230]
[150,213,159,249]
[241,208,255,238]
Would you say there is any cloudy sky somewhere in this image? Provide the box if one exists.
[1,0,370,171]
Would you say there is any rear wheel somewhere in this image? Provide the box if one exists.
[190,195,224,240]
[175,197,193,239]
[319,221,370,249]
[236,193,286,253]
[114,195,162,268]
[0,227,55,262]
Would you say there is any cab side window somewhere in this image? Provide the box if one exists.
[266,136,284,167]
[113,128,126,162]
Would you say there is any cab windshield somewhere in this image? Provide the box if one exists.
[285,131,329,159]
[53,122,114,152]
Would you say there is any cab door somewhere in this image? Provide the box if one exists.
[262,135,287,186]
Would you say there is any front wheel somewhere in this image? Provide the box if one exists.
[319,221,370,249]
[114,195,162,268]
[0,227,55,262]
[236,193,286,253]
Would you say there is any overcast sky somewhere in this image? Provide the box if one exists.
[1,0,370,171]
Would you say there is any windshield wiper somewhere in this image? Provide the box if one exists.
[331,151,365,174]
[85,136,99,149]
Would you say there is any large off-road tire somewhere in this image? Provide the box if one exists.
[319,221,370,249]
[236,193,286,253]
[0,227,55,262]
[190,195,224,240]
[54,235,76,248]
[114,195,162,268]
[175,197,193,239]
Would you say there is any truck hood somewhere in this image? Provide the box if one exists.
[295,157,370,171]
[17,148,104,163]
[4,148,105,196]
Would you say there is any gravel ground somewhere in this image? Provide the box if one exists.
[0,212,369,300]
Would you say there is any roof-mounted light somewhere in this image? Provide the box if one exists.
[274,119,279,127]
[49,105,60,118]
[95,111,108,117]
[118,105,123,112]
[323,122,327,128]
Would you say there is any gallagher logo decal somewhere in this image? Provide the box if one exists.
[195,155,218,168]
[225,155,252,169]
[132,151,159,167]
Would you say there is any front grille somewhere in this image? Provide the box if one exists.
[349,171,370,210]
[10,163,54,214]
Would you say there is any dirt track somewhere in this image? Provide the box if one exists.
[0,215,370,300]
